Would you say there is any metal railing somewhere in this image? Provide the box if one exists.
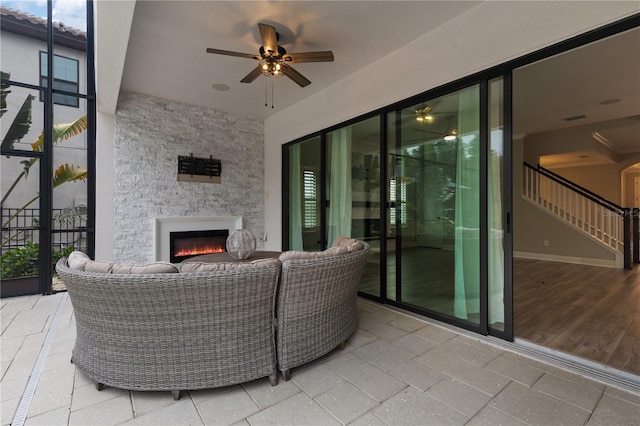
[1,207,88,254]
[522,163,639,269]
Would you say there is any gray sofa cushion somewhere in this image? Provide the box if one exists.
[68,250,91,270]
[278,246,348,262]
[67,250,179,274]
[112,262,179,274]
[331,235,364,252]
[180,258,280,272]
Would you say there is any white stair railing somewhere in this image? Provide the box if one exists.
[522,164,625,255]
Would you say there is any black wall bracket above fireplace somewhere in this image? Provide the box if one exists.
[177,154,222,184]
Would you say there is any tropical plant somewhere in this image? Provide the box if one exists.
[0,242,74,279]
[0,242,39,278]
[1,71,88,249]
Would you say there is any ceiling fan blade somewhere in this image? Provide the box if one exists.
[414,129,443,136]
[206,48,260,60]
[282,64,311,87]
[240,66,263,83]
[282,51,334,63]
[258,23,278,56]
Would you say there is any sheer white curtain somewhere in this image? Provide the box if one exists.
[488,128,505,325]
[289,144,304,250]
[327,127,352,245]
[453,86,480,320]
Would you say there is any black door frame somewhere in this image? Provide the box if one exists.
[281,13,640,342]
[0,0,96,297]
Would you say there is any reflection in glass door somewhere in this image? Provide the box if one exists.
[283,136,321,251]
[326,116,381,297]
[387,86,482,326]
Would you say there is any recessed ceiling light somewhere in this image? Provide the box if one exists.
[212,84,230,91]
[563,114,586,121]
[599,98,620,105]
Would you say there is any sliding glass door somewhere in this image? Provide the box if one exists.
[387,86,482,325]
[326,117,381,297]
[282,78,509,336]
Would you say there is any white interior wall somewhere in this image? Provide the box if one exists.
[263,2,640,250]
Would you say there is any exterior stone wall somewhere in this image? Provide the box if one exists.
[113,92,264,263]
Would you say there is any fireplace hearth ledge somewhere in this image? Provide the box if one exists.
[154,216,243,262]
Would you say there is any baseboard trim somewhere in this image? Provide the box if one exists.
[513,251,618,268]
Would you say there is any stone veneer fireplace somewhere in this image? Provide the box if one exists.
[154,216,242,262]
[114,92,264,264]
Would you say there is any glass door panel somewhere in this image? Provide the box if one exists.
[283,136,321,251]
[388,86,481,324]
[326,116,381,297]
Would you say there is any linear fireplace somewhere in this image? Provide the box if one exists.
[154,216,243,262]
[169,229,228,263]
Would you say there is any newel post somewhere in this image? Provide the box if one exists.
[623,208,631,270]
[633,208,639,265]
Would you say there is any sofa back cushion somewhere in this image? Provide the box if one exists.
[278,246,349,263]
[112,262,179,274]
[180,258,280,273]
[331,236,364,252]
[68,250,91,270]
[67,250,179,274]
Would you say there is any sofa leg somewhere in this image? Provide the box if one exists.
[172,390,181,401]
[282,369,291,382]
[339,341,347,350]
[269,372,278,386]
[96,382,105,391]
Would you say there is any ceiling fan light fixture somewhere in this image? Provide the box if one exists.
[443,131,457,141]
[443,115,457,141]
[260,58,285,78]
[415,106,434,123]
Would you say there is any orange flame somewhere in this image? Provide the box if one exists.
[174,244,225,257]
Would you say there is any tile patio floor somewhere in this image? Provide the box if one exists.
[2,292,640,425]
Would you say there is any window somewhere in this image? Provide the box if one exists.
[303,170,318,228]
[389,178,407,226]
[40,52,79,107]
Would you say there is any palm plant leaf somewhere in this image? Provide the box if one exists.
[1,71,10,118]
[53,163,88,188]
[1,94,34,151]
[31,115,88,152]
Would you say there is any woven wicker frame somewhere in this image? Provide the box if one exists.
[56,259,280,393]
[276,242,370,375]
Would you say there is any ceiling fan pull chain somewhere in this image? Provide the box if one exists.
[272,79,274,109]
[265,78,268,107]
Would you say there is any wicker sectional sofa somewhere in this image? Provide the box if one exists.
[56,237,369,399]
[276,238,370,381]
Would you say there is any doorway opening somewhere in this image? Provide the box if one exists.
[512,27,640,376]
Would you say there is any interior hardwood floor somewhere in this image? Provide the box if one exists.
[514,258,640,376]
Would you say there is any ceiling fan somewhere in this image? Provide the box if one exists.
[206,23,334,87]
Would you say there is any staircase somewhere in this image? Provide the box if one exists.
[521,163,639,269]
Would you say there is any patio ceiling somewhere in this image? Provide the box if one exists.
[109,1,481,119]
[97,1,639,164]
